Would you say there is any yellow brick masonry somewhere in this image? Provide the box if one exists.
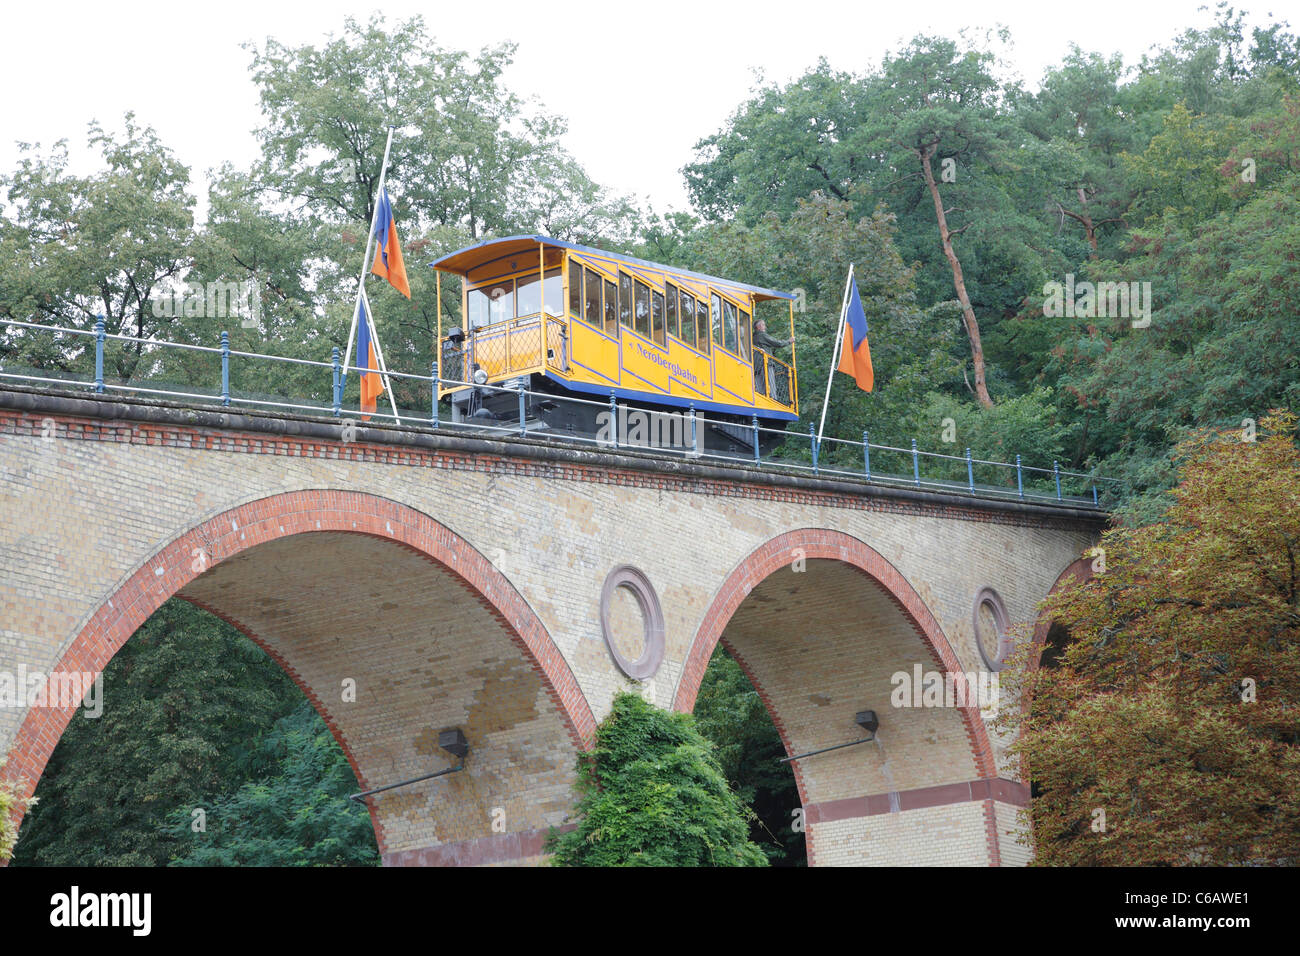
[0,404,1098,865]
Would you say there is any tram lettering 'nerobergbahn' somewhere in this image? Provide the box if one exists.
[431,235,799,454]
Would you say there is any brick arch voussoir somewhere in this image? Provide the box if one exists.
[1031,555,1095,654]
[1004,554,1099,865]
[2,490,597,852]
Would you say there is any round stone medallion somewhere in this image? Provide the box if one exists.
[972,586,1010,671]
[599,565,665,680]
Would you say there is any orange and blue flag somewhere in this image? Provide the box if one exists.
[835,276,874,392]
[355,297,384,418]
[370,187,410,298]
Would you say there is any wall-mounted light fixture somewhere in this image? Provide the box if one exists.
[779,710,878,764]
[855,710,879,736]
[438,728,468,758]
[349,727,469,802]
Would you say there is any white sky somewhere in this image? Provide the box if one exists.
[0,0,1283,221]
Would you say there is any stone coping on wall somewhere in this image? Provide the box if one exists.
[0,385,1110,531]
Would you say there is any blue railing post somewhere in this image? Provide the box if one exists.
[220,331,230,407]
[863,430,871,480]
[94,316,105,393]
[1016,455,1024,499]
[431,361,439,428]
[809,423,818,474]
[331,347,341,417]
[1092,483,1098,506]
[966,447,974,493]
[1054,460,1062,500]
[752,414,760,466]
[609,391,618,449]
[911,439,920,487]
[518,383,527,437]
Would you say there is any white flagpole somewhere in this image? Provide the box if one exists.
[816,263,855,446]
[360,285,403,424]
[341,125,396,391]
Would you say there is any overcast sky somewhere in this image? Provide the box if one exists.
[0,1,1282,220]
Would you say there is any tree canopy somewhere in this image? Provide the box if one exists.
[1000,411,1300,865]
[8,600,373,866]
[546,691,767,867]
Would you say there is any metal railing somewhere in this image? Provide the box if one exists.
[752,348,793,408]
[439,314,569,398]
[0,317,1117,508]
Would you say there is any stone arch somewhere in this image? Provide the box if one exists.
[3,490,595,865]
[674,528,1006,866]
[1031,556,1095,668]
[1001,555,1099,865]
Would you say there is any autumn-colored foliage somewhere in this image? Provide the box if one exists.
[1001,411,1300,865]
[0,760,35,862]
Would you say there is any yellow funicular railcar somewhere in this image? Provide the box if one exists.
[431,235,798,452]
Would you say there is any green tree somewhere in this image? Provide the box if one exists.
[919,386,1079,489]
[684,59,867,224]
[686,34,1060,412]
[0,116,199,383]
[1131,3,1299,119]
[1000,411,1300,865]
[249,14,537,242]
[694,648,803,865]
[667,192,959,464]
[546,691,767,866]
[12,600,308,866]
[243,13,639,411]
[1014,48,1137,261]
[1122,102,1240,229]
[854,33,1035,408]
[1045,118,1300,522]
[167,701,378,866]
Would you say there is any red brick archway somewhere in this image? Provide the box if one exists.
[672,528,1002,865]
[2,490,596,858]
[1031,555,1096,657]
[1002,554,1098,865]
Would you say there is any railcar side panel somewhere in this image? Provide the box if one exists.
[433,235,799,422]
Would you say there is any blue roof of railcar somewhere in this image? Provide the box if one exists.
[430,234,796,301]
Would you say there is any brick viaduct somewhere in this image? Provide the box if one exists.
[0,386,1104,866]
